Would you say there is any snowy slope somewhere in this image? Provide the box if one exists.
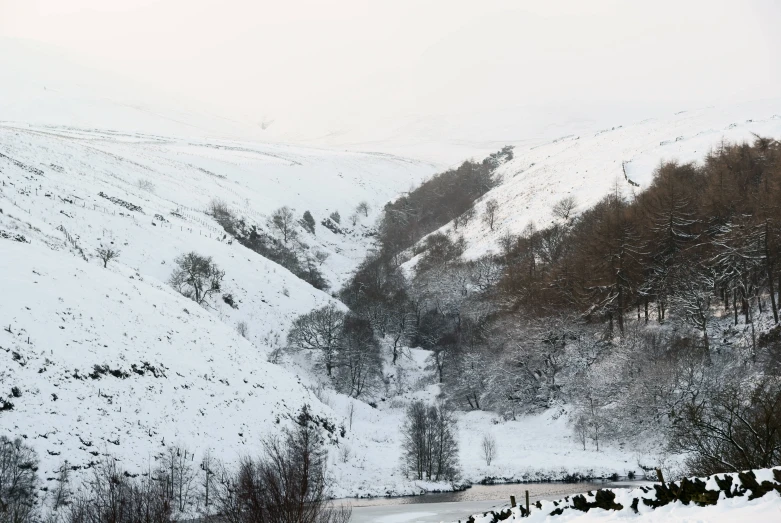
[406,101,781,262]
[0,124,434,288]
[0,122,434,494]
[0,239,329,488]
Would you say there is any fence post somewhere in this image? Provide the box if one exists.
[525,490,529,517]
[655,468,665,485]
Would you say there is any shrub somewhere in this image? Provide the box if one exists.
[302,211,316,234]
[216,406,351,523]
[169,252,225,306]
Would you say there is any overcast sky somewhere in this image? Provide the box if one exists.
[2,0,780,146]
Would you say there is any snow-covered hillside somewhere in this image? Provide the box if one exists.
[409,101,781,261]
[0,122,433,492]
[0,124,434,287]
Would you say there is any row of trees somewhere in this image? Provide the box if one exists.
[379,146,511,255]
[0,407,351,523]
[209,201,329,290]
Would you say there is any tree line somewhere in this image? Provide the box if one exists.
[318,137,781,478]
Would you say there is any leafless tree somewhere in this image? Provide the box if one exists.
[356,201,370,217]
[216,406,351,523]
[68,456,172,523]
[571,413,589,451]
[287,304,345,377]
[314,250,330,266]
[50,461,72,512]
[0,436,40,523]
[268,206,298,244]
[671,377,781,476]
[96,245,120,268]
[552,195,577,221]
[481,433,497,466]
[336,315,381,398]
[401,402,460,481]
[482,199,499,231]
[200,449,216,517]
[453,207,476,231]
[169,252,225,306]
[160,445,197,514]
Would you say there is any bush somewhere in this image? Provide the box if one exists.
[169,252,225,305]
[671,378,781,476]
[216,406,350,523]
[302,211,316,234]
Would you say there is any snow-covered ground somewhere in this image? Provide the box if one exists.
[0,122,434,495]
[461,467,781,523]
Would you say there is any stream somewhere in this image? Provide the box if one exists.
[344,481,646,523]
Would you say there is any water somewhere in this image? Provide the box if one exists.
[344,481,648,523]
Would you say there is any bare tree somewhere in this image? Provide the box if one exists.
[349,213,359,226]
[552,196,577,221]
[481,433,497,466]
[268,206,298,244]
[671,377,781,476]
[571,413,589,451]
[336,315,382,398]
[314,250,330,266]
[0,436,40,523]
[453,207,476,231]
[482,199,499,231]
[169,252,226,306]
[50,461,72,511]
[216,406,351,523]
[287,304,345,377]
[96,245,120,268]
[401,402,460,481]
[68,456,172,523]
[200,449,216,517]
[356,201,370,217]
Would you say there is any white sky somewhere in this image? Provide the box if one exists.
[1,0,780,148]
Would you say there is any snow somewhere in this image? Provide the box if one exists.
[0,121,432,495]
[402,100,781,264]
[0,239,328,485]
[2,58,778,512]
[460,467,781,522]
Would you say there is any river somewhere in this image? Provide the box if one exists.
[344,481,646,523]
